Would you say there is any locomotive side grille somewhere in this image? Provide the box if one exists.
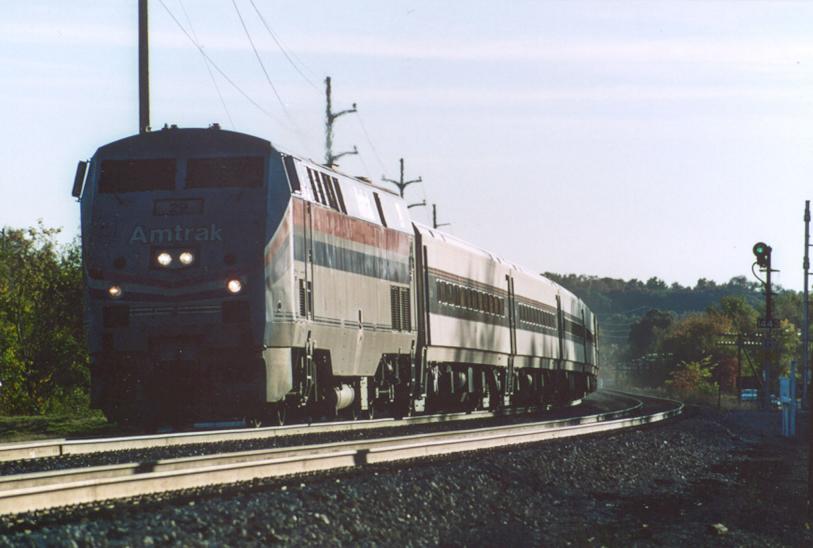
[390,286,411,332]
[390,286,400,330]
[401,289,411,332]
[298,279,312,317]
[299,279,306,316]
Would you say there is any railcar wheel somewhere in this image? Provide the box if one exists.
[274,405,287,426]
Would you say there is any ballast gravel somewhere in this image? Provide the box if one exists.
[1,404,811,546]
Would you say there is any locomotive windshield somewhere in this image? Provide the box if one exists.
[185,156,264,188]
[98,156,265,193]
[99,158,175,193]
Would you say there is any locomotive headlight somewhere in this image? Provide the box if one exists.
[226,279,243,294]
[156,251,172,267]
[179,251,195,265]
[108,285,122,298]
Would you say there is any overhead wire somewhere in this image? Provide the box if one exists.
[156,0,284,125]
[230,0,311,149]
[248,0,319,92]
[355,110,388,175]
[177,0,236,130]
[230,1,291,119]
[243,2,389,184]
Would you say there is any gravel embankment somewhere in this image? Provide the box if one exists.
[2,403,810,546]
[0,393,626,477]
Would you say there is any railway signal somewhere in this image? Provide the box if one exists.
[753,242,771,267]
[751,241,776,410]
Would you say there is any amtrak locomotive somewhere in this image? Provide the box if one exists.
[72,126,598,427]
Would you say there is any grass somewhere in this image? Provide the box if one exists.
[0,412,117,444]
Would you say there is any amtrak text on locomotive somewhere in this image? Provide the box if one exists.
[129,224,223,244]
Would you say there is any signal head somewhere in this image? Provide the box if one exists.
[752,242,771,267]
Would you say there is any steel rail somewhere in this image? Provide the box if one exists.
[0,393,635,463]
[0,398,638,492]
[0,395,680,515]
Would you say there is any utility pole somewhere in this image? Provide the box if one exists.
[383,158,422,198]
[324,76,357,166]
[803,200,810,410]
[432,204,450,230]
[138,0,149,134]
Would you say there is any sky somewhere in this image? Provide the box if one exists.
[2,1,813,290]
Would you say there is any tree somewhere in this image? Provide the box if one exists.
[709,295,758,335]
[660,313,732,365]
[645,277,667,290]
[628,309,673,358]
[0,224,89,415]
[666,357,718,399]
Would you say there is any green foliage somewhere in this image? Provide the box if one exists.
[0,224,90,416]
[628,309,673,358]
[666,357,719,399]
[660,313,733,365]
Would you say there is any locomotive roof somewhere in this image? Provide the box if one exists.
[275,146,400,198]
[95,126,272,157]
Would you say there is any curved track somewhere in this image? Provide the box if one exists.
[0,394,629,464]
[0,391,680,515]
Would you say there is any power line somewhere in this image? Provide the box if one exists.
[177,0,235,129]
[230,0,292,122]
[355,110,387,174]
[156,0,283,124]
[248,0,319,91]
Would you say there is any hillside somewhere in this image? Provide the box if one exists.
[544,274,765,348]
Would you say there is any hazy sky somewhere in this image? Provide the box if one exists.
[2,1,813,289]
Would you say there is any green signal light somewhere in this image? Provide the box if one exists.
[753,242,771,267]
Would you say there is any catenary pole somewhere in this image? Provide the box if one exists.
[383,158,422,198]
[432,204,450,229]
[324,76,357,166]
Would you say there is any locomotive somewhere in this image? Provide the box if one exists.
[72,125,598,427]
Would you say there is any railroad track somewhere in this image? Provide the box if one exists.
[0,397,611,463]
[0,392,680,515]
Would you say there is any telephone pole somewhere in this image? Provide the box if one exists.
[324,76,357,166]
[804,200,810,410]
[383,158,422,198]
[138,0,149,133]
[432,204,450,229]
